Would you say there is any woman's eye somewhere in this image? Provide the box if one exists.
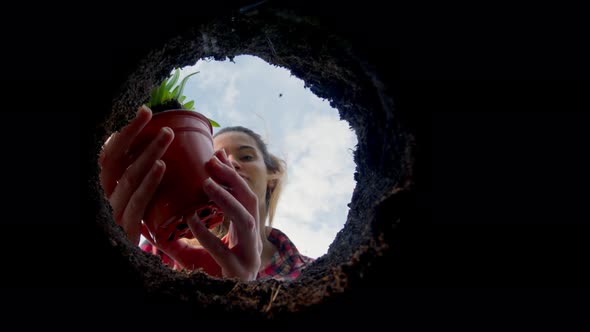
[241,155,254,161]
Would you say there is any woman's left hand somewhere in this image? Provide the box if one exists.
[144,149,263,281]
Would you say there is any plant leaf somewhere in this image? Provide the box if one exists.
[171,85,180,101]
[162,88,172,103]
[209,118,220,127]
[182,100,195,110]
[165,68,180,92]
[149,80,162,105]
[153,79,168,106]
[175,71,199,100]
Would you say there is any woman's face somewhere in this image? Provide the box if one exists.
[213,131,272,211]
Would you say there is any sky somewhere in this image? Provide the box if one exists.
[141,55,358,258]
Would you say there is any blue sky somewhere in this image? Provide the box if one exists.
[142,55,357,258]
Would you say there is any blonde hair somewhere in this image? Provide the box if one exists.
[266,154,287,227]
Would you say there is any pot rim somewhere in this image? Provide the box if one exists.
[152,109,213,133]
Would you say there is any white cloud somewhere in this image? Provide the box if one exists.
[270,110,357,259]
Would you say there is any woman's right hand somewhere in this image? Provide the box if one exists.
[141,149,264,281]
[98,106,175,245]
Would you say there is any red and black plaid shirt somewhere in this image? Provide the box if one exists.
[140,228,315,281]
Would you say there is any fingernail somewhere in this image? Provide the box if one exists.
[138,105,152,116]
[203,177,214,188]
[160,127,173,136]
[190,210,200,222]
[187,210,205,234]
[219,148,228,161]
[210,155,223,166]
[155,160,166,173]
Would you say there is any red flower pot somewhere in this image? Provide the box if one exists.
[129,110,223,244]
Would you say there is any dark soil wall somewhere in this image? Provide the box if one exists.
[3,0,589,329]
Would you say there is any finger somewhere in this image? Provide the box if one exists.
[186,211,241,273]
[100,106,153,197]
[147,228,221,276]
[112,159,166,244]
[215,148,234,169]
[109,125,173,218]
[152,236,192,257]
[117,106,154,153]
[100,107,152,194]
[206,155,255,207]
[141,223,156,246]
[202,177,258,246]
[98,133,116,167]
[186,211,231,257]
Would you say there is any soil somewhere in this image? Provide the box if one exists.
[9,0,588,329]
[91,1,412,326]
[149,99,183,114]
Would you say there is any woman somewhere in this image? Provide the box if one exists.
[99,106,314,281]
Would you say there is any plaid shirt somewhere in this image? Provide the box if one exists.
[140,227,315,281]
[257,228,315,280]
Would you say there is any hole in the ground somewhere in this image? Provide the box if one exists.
[109,54,357,277]
[100,4,405,314]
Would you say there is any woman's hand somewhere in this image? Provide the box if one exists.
[98,106,174,245]
[146,149,263,281]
